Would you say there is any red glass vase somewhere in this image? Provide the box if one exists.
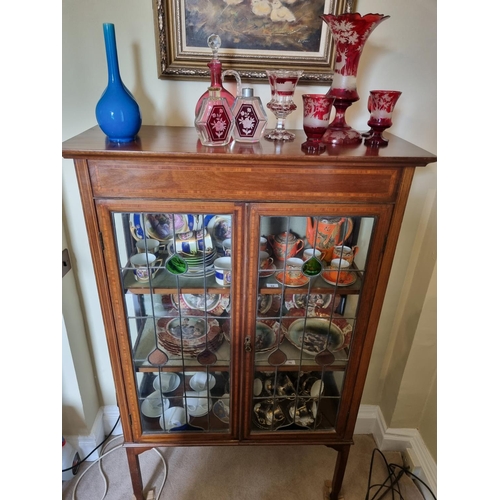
[320,13,389,145]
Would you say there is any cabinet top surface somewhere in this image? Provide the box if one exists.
[62,126,436,166]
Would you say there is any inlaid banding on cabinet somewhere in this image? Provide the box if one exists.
[88,161,400,202]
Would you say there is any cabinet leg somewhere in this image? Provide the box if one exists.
[329,444,351,500]
[126,447,146,500]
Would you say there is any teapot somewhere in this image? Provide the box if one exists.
[267,231,304,261]
[306,217,354,263]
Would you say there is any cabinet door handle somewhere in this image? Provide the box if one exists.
[244,336,252,353]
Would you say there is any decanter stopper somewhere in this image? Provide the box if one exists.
[207,34,221,59]
[195,34,235,116]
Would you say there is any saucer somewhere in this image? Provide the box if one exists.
[259,264,276,278]
[153,373,181,394]
[275,271,310,288]
[141,391,170,418]
[322,270,357,287]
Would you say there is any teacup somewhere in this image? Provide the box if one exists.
[214,257,231,286]
[259,237,268,252]
[136,238,161,254]
[284,257,304,279]
[222,238,232,257]
[302,248,322,261]
[263,374,295,397]
[147,390,169,411]
[326,258,350,281]
[159,406,187,430]
[185,391,211,415]
[174,229,213,255]
[213,395,230,423]
[259,251,274,270]
[332,245,358,265]
[153,373,179,394]
[253,400,286,427]
[129,253,162,282]
[190,372,216,392]
[301,377,325,398]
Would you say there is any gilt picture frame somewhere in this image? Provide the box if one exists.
[153,0,354,83]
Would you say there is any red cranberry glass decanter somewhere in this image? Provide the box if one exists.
[195,34,236,116]
[320,12,389,145]
[195,87,235,147]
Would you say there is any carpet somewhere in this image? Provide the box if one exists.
[62,434,424,499]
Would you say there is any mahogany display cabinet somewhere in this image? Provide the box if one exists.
[62,125,436,499]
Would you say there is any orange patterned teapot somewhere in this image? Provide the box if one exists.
[306,217,354,263]
[267,231,304,261]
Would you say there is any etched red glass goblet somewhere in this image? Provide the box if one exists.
[265,70,303,141]
[301,94,335,154]
[364,90,402,147]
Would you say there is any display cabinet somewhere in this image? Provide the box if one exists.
[62,126,436,499]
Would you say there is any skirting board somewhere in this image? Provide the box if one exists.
[64,406,123,463]
[68,404,436,498]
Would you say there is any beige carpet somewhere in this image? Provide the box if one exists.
[62,434,424,500]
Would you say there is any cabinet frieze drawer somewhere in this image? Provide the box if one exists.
[88,160,401,202]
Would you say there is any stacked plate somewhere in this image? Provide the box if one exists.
[156,315,224,357]
[171,293,230,317]
[166,243,217,277]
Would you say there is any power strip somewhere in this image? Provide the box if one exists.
[402,447,422,476]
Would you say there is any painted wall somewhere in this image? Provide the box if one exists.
[62,0,436,453]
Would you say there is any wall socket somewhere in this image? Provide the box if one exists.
[402,447,422,475]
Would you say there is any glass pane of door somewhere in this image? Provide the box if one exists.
[112,212,233,435]
[251,214,374,432]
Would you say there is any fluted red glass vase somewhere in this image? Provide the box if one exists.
[320,13,389,145]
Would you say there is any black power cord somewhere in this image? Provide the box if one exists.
[365,448,437,500]
[62,416,121,473]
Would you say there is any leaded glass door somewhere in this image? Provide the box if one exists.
[97,201,243,442]
[244,204,392,439]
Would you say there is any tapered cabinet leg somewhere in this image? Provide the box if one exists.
[126,447,146,500]
[329,444,351,500]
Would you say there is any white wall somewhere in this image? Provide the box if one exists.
[62,0,436,450]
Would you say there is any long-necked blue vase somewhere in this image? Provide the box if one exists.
[95,23,142,142]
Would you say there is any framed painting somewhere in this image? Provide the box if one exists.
[153,0,354,83]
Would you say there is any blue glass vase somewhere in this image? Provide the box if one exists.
[95,23,141,143]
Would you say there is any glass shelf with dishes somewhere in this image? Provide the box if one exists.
[115,211,233,293]
[251,369,344,432]
[137,369,231,434]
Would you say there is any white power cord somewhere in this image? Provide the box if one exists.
[70,434,168,500]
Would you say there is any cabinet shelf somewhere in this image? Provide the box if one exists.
[123,268,363,295]
[132,318,349,373]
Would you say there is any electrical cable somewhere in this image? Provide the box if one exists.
[62,416,122,472]
[389,463,437,500]
[365,448,404,500]
[364,448,437,500]
[70,435,124,500]
[66,424,168,499]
